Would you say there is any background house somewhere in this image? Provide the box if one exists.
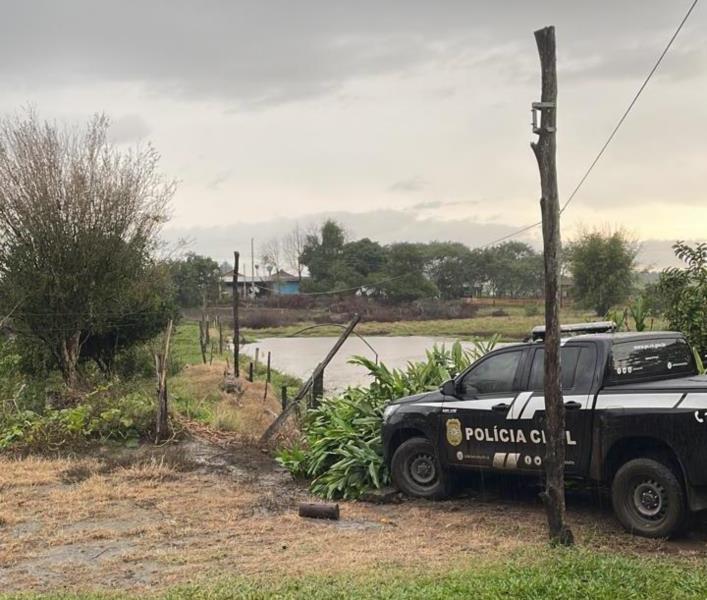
[221,269,304,297]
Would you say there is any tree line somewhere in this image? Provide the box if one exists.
[274,219,546,302]
[0,111,703,390]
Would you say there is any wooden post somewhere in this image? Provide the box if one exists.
[263,351,271,400]
[281,385,288,411]
[261,314,361,442]
[217,316,223,355]
[310,370,324,408]
[531,25,573,546]
[155,320,173,443]
[233,251,240,377]
[198,320,207,364]
[248,361,254,382]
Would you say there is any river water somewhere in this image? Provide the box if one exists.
[242,336,488,393]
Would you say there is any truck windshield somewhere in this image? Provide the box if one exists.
[607,337,697,384]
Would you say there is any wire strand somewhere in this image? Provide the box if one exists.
[483,0,699,248]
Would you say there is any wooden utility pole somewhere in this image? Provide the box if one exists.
[233,251,240,377]
[531,26,573,546]
[251,237,256,299]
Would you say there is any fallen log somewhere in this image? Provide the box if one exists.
[298,502,340,521]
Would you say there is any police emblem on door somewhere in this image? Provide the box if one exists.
[446,418,462,446]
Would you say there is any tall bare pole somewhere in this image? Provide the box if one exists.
[251,237,255,299]
[531,26,573,546]
[233,251,240,377]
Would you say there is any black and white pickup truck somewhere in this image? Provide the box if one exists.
[382,324,707,538]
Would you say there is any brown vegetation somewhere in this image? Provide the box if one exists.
[1,436,706,594]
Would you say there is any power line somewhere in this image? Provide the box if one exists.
[483,0,699,248]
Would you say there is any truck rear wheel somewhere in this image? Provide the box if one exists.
[391,437,450,500]
[611,458,687,538]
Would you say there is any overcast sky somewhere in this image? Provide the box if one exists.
[2,1,705,268]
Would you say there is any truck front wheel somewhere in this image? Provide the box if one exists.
[611,458,687,538]
[391,437,451,500]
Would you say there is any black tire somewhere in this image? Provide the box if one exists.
[391,437,451,500]
[611,458,687,539]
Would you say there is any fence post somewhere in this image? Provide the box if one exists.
[217,316,223,355]
[263,351,271,400]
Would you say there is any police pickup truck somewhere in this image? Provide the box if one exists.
[382,323,707,538]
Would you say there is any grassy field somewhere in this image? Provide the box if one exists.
[3,550,706,599]
[169,321,301,433]
[242,306,596,341]
[242,304,669,342]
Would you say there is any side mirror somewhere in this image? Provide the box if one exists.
[441,379,458,397]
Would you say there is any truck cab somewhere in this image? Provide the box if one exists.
[382,324,707,538]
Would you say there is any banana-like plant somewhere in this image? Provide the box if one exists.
[276,338,498,499]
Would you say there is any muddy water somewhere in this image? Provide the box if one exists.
[242,336,490,393]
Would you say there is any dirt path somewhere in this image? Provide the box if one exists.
[1,437,706,594]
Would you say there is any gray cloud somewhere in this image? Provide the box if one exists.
[108,114,151,144]
[0,1,700,108]
[207,171,232,190]
[161,208,521,262]
[389,177,428,193]
[411,199,480,210]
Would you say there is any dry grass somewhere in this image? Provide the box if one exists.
[170,362,284,440]
[1,439,707,595]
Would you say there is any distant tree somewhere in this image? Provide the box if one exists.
[341,238,387,279]
[218,261,232,275]
[169,253,222,308]
[424,242,474,300]
[0,112,175,386]
[659,241,707,363]
[261,236,283,282]
[282,223,307,281]
[566,229,638,315]
[484,242,544,298]
[300,220,348,291]
[378,243,438,302]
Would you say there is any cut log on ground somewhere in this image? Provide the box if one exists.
[298,502,340,521]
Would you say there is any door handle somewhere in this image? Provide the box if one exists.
[564,401,582,410]
[492,403,510,412]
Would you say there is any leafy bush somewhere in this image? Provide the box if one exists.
[0,373,156,453]
[659,242,707,362]
[277,338,498,499]
[628,295,650,332]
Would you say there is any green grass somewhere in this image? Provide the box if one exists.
[171,321,206,366]
[169,321,302,426]
[243,305,670,342]
[5,549,706,599]
[243,307,598,342]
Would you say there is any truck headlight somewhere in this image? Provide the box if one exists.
[383,404,400,423]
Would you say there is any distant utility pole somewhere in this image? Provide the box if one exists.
[233,251,240,377]
[251,237,255,297]
[531,25,573,546]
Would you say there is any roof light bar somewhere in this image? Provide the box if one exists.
[531,321,617,341]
